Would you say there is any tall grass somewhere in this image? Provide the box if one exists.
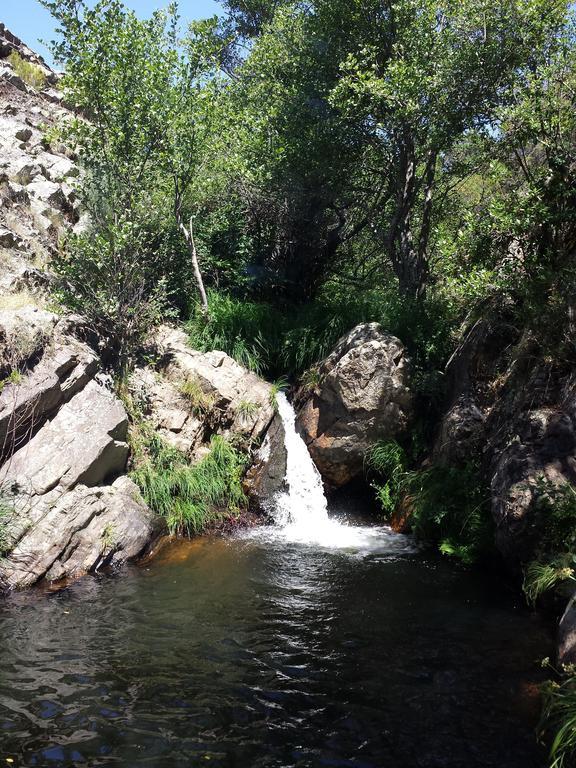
[523,558,575,606]
[541,676,576,768]
[131,431,247,536]
[187,284,454,379]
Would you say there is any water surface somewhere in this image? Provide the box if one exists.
[0,522,550,768]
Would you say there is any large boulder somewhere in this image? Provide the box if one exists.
[0,323,99,457]
[0,477,158,589]
[295,323,412,487]
[0,376,156,589]
[490,398,576,561]
[134,326,276,459]
[1,378,129,500]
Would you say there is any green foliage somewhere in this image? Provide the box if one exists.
[131,431,247,536]
[237,399,260,420]
[367,441,491,564]
[0,371,23,394]
[54,219,173,371]
[523,558,575,606]
[522,481,576,603]
[42,0,223,368]
[0,489,14,558]
[100,522,117,553]
[8,51,46,89]
[188,283,455,379]
[268,376,289,412]
[179,377,215,416]
[541,675,576,768]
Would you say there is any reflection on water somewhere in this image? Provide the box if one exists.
[0,527,551,768]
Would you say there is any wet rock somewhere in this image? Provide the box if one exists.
[0,476,159,589]
[295,323,412,487]
[244,413,287,512]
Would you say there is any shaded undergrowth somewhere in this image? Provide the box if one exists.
[365,440,492,564]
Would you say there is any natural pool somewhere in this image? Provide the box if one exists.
[0,518,551,768]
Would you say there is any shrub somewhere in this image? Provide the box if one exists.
[7,51,46,89]
[366,440,491,564]
[54,217,174,373]
[131,431,247,536]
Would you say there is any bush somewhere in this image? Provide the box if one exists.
[7,51,46,89]
[366,440,492,564]
[54,217,174,372]
[131,431,247,536]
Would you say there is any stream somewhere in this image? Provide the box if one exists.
[0,395,552,767]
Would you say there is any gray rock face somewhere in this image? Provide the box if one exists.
[490,392,576,561]
[243,413,287,513]
[0,324,99,457]
[295,323,412,487]
[136,326,276,457]
[433,306,576,564]
[2,378,129,499]
[0,477,158,589]
[559,594,576,667]
[0,28,80,296]
[433,395,486,466]
[0,375,154,589]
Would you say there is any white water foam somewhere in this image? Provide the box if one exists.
[241,393,416,558]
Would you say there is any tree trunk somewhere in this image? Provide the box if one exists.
[178,215,209,316]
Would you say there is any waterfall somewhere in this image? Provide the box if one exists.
[241,392,416,556]
[272,392,329,529]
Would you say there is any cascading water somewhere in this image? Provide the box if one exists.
[272,392,329,529]
[250,392,416,556]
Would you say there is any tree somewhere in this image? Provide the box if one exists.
[213,0,569,300]
[42,0,219,362]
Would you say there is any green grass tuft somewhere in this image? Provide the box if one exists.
[8,51,46,89]
[179,376,215,416]
[541,675,576,768]
[131,431,247,536]
[523,558,575,606]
